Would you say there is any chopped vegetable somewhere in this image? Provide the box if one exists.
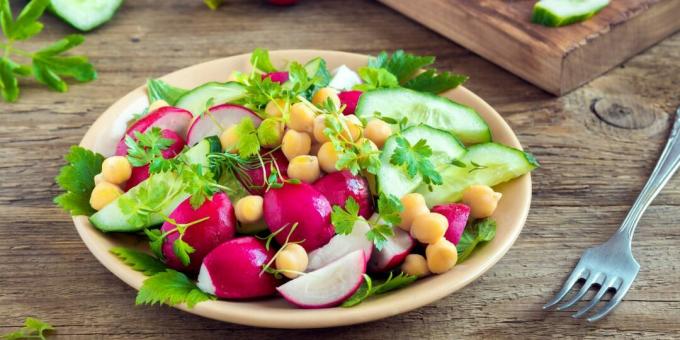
[136,269,215,308]
[457,218,497,263]
[54,146,105,216]
[532,0,610,27]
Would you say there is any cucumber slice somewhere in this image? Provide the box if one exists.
[89,138,218,232]
[304,57,331,87]
[417,143,539,207]
[355,88,491,144]
[175,82,247,116]
[378,125,466,199]
[49,0,123,31]
[532,0,610,27]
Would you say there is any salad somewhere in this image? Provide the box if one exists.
[55,48,538,309]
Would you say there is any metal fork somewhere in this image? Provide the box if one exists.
[543,107,680,322]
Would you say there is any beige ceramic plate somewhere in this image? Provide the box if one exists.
[74,50,532,329]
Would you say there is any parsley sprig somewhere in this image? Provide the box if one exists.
[0,0,96,102]
[125,127,176,172]
[457,218,496,263]
[1,317,54,340]
[331,194,404,250]
[341,272,417,307]
[54,146,104,216]
[390,136,443,188]
[145,215,210,265]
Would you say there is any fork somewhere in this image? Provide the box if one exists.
[543,107,680,322]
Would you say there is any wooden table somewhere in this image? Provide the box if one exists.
[1,0,678,338]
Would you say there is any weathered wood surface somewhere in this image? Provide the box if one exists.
[1,0,678,338]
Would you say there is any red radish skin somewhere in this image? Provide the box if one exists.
[115,107,192,156]
[338,90,362,115]
[263,182,335,251]
[237,150,289,196]
[262,71,289,84]
[307,220,373,271]
[368,227,415,272]
[197,236,277,299]
[123,129,186,191]
[186,104,262,146]
[313,170,373,218]
[432,203,471,245]
[160,193,237,273]
[277,250,366,308]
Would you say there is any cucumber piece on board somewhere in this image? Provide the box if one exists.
[49,0,124,31]
[532,0,610,27]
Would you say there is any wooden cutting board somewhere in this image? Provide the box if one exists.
[379,0,680,95]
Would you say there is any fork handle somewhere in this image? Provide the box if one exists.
[617,109,680,241]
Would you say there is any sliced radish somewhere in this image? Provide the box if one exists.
[115,107,193,156]
[368,227,414,272]
[432,203,471,245]
[277,250,366,308]
[338,90,362,115]
[186,104,262,146]
[329,65,361,91]
[307,220,372,271]
[262,71,289,84]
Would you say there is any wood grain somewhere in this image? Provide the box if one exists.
[1,0,679,338]
[379,0,680,95]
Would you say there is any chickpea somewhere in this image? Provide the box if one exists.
[364,119,392,149]
[398,193,429,231]
[235,195,264,224]
[265,99,288,117]
[90,182,123,211]
[311,87,340,108]
[281,130,312,160]
[317,142,339,173]
[148,99,169,112]
[94,173,105,186]
[220,125,239,153]
[426,238,458,274]
[410,212,448,244]
[401,254,430,278]
[461,185,502,219]
[287,155,321,183]
[275,243,308,279]
[287,102,316,133]
[101,156,132,185]
[312,114,330,143]
[341,115,363,141]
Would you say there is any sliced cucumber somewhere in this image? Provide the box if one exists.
[49,0,123,31]
[532,0,610,27]
[355,88,491,144]
[89,138,218,232]
[378,125,466,199]
[304,57,331,87]
[175,82,247,116]
[417,143,539,207]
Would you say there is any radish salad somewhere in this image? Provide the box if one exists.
[55,49,538,309]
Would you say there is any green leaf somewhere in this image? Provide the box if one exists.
[10,0,49,40]
[1,317,54,340]
[403,69,468,94]
[0,58,19,102]
[136,269,214,308]
[0,0,13,38]
[353,66,399,92]
[250,48,277,73]
[234,117,261,158]
[331,197,361,235]
[365,223,394,251]
[144,229,165,259]
[110,247,167,276]
[204,0,224,10]
[457,218,497,263]
[340,274,372,307]
[341,272,416,307]
[376,192,403,226]
[35,34,85,56]
[53,146,105,216]
[11,21,42,40]
[172,238,195,266]
[33,55,97,83]
[146,79,188,105]
[32,59,67,92]
[125,127,175,169]
[390,137,442,186]
[381,50,435,83]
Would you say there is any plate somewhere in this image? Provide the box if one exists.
[73,50,532,328]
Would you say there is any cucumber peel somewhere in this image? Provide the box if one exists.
[532,0,610,27]
[49,0,124,31]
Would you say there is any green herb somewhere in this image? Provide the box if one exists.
[330,193,403,250]
[331,197,361,235]
[203,0,225,10]
[1,317,53,340]
[341,272,417,307]
[110,247,167,276]
[321,109,381,175]
[403,69,468,94]
[457,218,496,263]
[160,215,209,266]
[450,159,467,168]
[368,50,434,83]
[0,0,96,102]
[117,173,184,229]
[250,47,277,73]
[146,79,187,105]
[390,136,443,187]
[353,66,399,92]
[125,127,176,173]
[54,146,105,216]
[468,161,488,173]
[136,269,214,308]
[233,116,261,158]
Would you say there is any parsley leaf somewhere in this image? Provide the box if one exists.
[172,238,196,267]
[376,193,403,227]
[250,48,277,73]
[135,269,214,308]
[204,0,224,10]
[369,50,435,83]
[341,272,417,307]
[330,193,402,250]
[365,223,394,251]
[1,317,54,340]
[233,117,261,158]
[457,218,496,263]
[353,66,399,92]
[390,136,443,186]
[403,69,468,94]
[146,79,188,105]
[125,127,175,171]
[54,146,105,216]
[331,197,362,235]
[110,247,167,276]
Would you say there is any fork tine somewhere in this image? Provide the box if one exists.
[572,277,617,318]
[587,279,634,322]
[543,267,587,310]
[556,272,603,311]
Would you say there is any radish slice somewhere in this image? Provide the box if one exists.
[277,250,366,308]
[186,104,262,146]
[115,107,193,155]
[368,227,414,272]
[338,90,362,115]
[307,220,372,271]
[262,71,289,84]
